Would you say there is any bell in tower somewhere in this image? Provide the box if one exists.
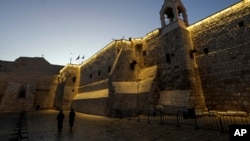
[160,0,189,27]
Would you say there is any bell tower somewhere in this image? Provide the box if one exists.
[157,0,207,113]
[160,0,188,27]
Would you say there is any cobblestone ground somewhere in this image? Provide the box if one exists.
[0,110,229,141]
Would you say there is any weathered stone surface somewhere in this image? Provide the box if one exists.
[0,82,34,112]
[188,1,250,112]
[159,90,191,107]
[0,57,63,112]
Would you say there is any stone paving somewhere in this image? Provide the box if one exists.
[0,110,229,141]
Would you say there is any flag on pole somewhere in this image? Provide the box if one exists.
[76,55,80,60]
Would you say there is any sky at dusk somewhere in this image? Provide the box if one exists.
[0,0,240,66]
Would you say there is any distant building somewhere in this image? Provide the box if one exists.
[0,57,62,111]
[0,0,249,116]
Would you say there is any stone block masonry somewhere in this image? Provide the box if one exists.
[70,1,250,115]
[0,57,63,112]
[188,0,250,112]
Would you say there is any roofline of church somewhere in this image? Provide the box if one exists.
[1,56,63,67]
[188,0,243,28]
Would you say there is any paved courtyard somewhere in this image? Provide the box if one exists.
[0,110,229,141]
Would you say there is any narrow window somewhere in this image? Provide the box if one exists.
[108,66,111,73]
[204,48,209,54]
[130,60,137,70]
[238,21,245,27]
[89,74,92,79]
[143,50,146,56]
[98,70,101,76]
[19,87,26,98]
[72,76,76,83]
[166,54,171,64]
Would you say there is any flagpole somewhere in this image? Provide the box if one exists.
[70,53,73,64]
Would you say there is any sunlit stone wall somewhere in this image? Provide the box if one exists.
[79,41,118,87]
[73,41,130,115]
[144,27,192,90]
[72,0,249,115]
[56,65,79,110]
[73,39,159,115]
[112,65,158,111]
[142,23,206,112]
[188,0,250,112]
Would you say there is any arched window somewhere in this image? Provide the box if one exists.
[165,7,175,23]
[160,0,189,27]
[177,6,188,24]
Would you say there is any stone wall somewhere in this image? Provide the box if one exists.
[159,90,191,107]
[72,38,160,115]
[144,25,192,90]
[72,19,209,115]
[143,21,206,112]
[111,65,158,111]
[0,57,63,112]
[72,89,109,115]
[78,80,109,93]
[57,65,80,110]
[188,1,250,112]
[0,82,34,112]
[72,98,109,116]
[79,41,119,86]
[72,41,119,115]
[33,75,59,110]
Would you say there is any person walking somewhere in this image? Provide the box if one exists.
[57,110,64,132]
[69,108,75,130]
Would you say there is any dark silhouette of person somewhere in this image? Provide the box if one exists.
[69,108,75,130]
[57,110,64,132]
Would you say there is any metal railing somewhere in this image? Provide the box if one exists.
[112,109,250,133]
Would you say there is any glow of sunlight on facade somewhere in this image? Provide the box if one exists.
[187,0,249,31]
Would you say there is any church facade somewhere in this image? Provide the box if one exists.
[0,57,62,112]
[0,0,249,116]
[69,0,250,116]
